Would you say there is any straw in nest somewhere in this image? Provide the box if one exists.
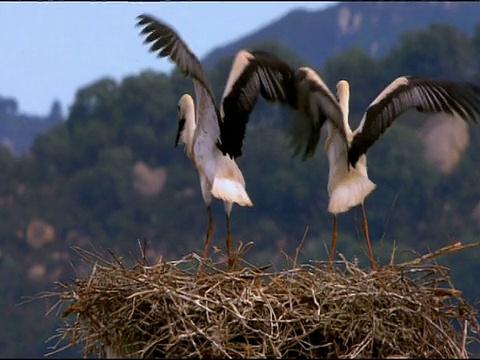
[40,241,480,358]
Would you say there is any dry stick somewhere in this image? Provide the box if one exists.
[389,240,397,266]
[461,320,468,359]
[399,242,480,267]
[294,226,309,268]
[379,192,400,251]
[42,241,480,358]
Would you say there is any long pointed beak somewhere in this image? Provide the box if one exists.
[175,118,186,148]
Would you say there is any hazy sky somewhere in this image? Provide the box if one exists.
[1,2,336,117]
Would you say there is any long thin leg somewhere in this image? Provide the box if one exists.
[226,213,233,270]
[199,205,214,273]
[329,214,338,269]
[360,203,376,271]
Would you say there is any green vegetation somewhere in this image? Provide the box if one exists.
[1,23,480,357]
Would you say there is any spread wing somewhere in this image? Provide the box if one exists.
[136,14,221,142]
[220,49,297,159]
[349,76,480,167]
[220,50,344,160]
[291,67,344,159]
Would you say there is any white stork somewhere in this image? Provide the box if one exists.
[136,14,253,270]
[219,49,480,270]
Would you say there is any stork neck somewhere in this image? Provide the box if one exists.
[339,90,351,133]
[337,82,354,144]
[182,103,197,161]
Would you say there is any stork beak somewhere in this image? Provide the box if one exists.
[175,118,186,148]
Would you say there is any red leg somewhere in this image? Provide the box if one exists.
[226,213,233,270]
[329,215,338,269]
[360,203,376,271]
[199,205,214,273]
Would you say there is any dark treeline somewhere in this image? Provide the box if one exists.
[1,23,480,357]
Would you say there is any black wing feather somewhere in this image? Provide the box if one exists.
[290,68,344,160]
[136,14,216,103]
[349,76,480,167]
[220,50,297,159]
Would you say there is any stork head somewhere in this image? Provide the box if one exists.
[336,80,350,102]
[175,94,194,148]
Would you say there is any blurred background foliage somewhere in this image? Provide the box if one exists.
[1,23,480,357]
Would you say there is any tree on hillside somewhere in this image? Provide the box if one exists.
[46,100,63,124]
[0,96,17,115]
[382,23,474,81]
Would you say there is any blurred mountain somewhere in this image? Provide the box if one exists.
[203,2,480,68]
[0,96,63,155]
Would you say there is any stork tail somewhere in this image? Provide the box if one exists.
[211,178,253,207]
[328,173,376,214]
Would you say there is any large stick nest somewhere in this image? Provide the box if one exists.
[43,241,480,358]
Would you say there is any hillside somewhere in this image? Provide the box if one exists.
[203,2,480,69]
[2,4,480,358]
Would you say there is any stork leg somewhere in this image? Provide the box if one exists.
[360,203,376,271]
[199,205,214,273]
[226,213,234,271]
[328,214,338,269]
